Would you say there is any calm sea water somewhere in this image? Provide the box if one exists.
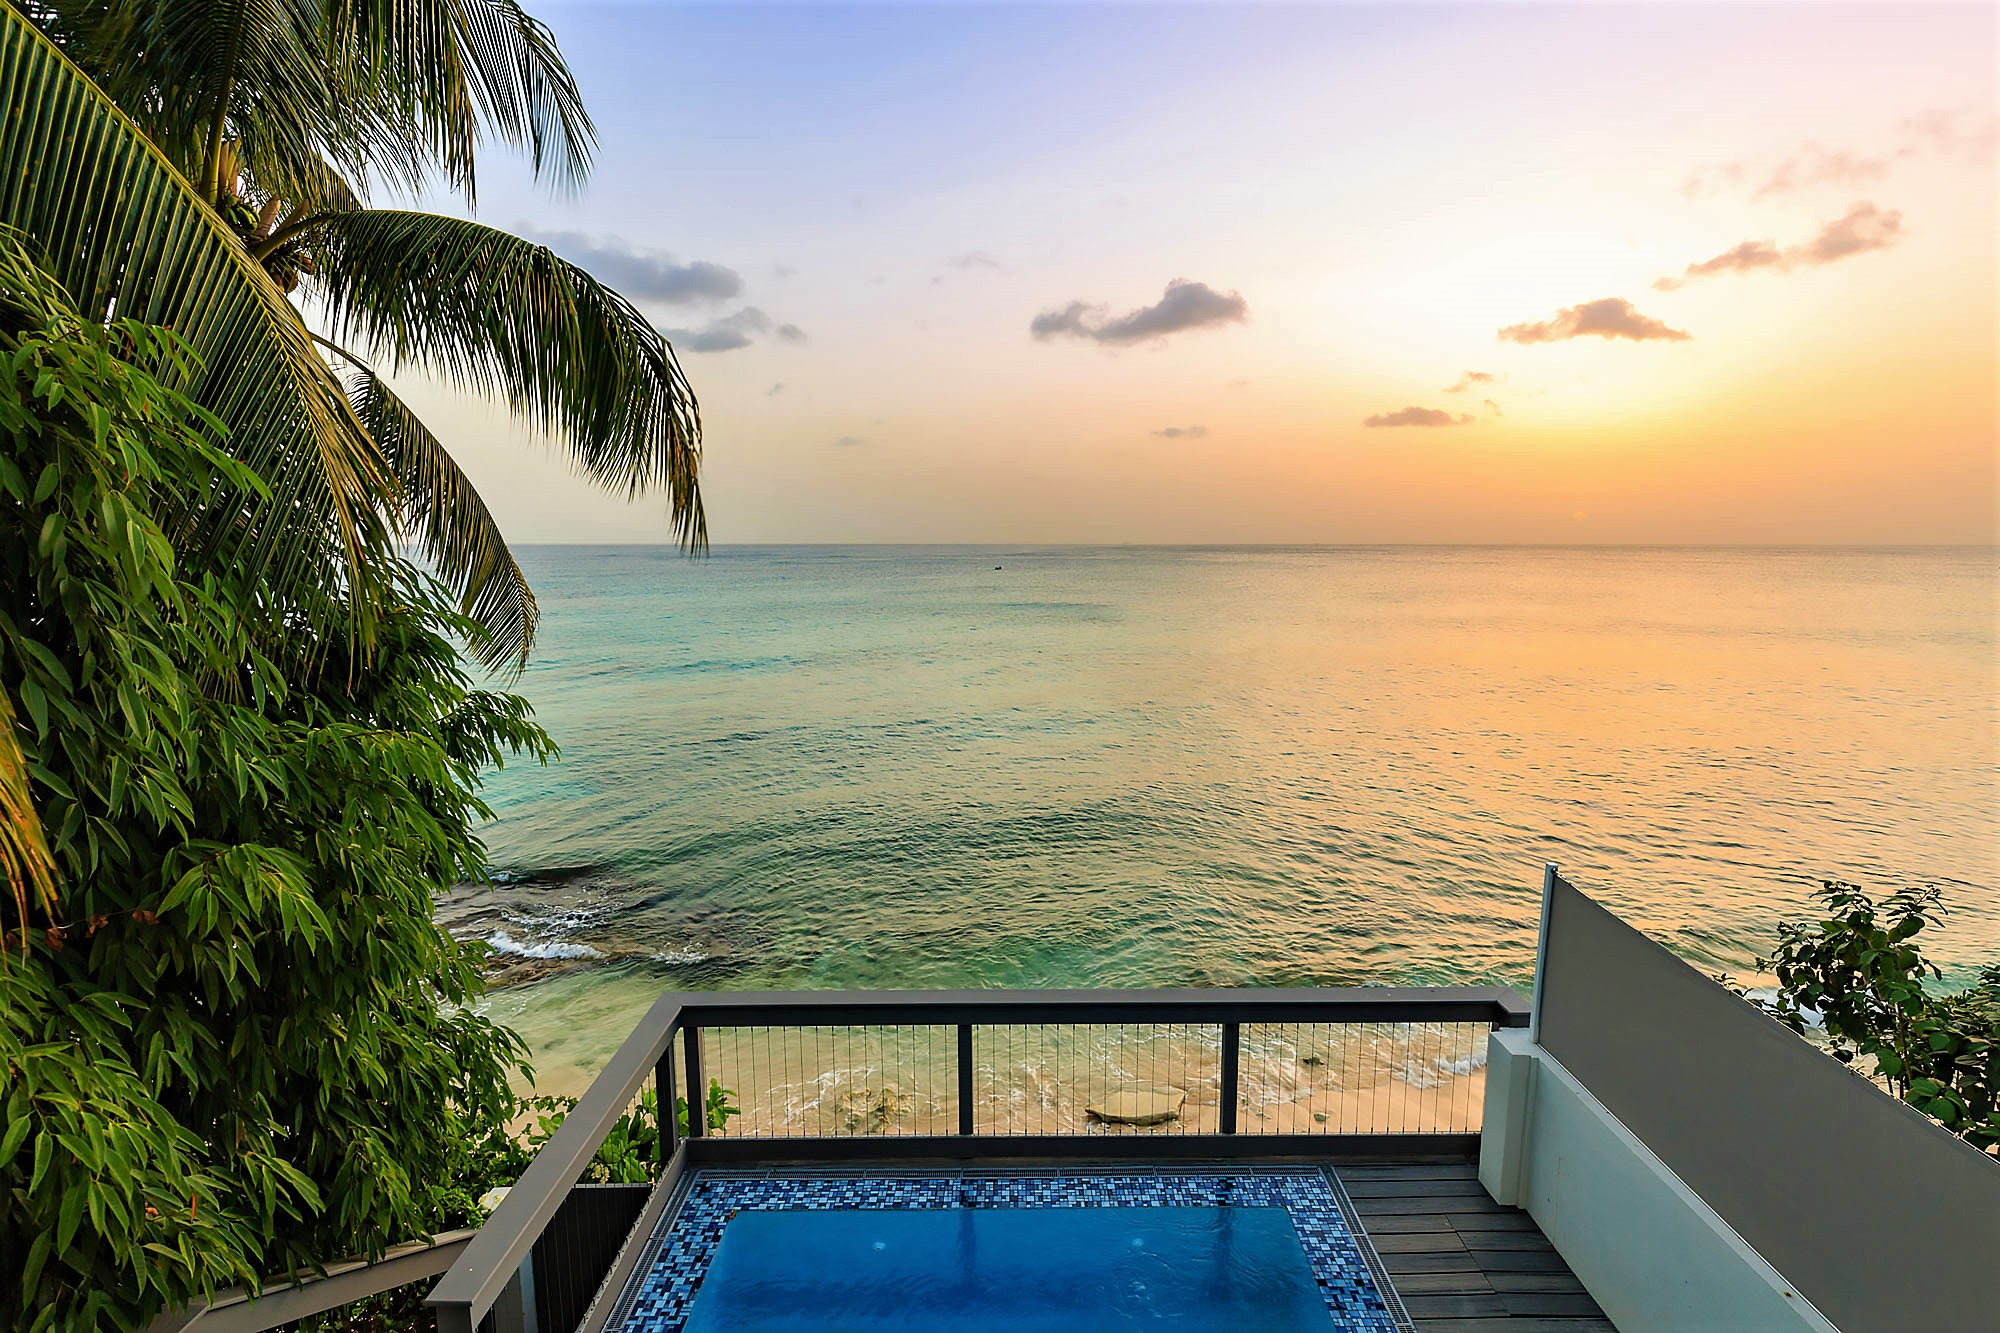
[442,546,1998,1075]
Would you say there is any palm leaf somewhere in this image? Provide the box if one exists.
[0,0,390,633]
[324,339,539,669]
[326,0,594,201]
[311,209,704,547]
[29,0,430,202]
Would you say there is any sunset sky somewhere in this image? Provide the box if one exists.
[385,2,1998,545]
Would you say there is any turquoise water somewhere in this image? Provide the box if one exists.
[443,546,1997,1065]
[680,1208,1333,1333]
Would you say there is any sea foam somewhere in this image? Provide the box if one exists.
[486,930,604,961]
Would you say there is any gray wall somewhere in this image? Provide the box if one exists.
[1535,874,1999,1333]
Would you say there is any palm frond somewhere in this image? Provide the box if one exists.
[324,0,592,201]
[0,1,391,638]
[311,209,703,548]
[323,339,539,669]
[29,0,428,202]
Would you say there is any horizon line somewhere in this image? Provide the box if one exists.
[504,540,2000,551]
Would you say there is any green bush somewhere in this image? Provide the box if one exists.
[1758,882,1998,1154]
[522,1079,740,1185]
[0,239,552,1328]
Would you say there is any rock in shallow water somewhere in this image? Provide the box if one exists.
[1086,1086,1186,1126]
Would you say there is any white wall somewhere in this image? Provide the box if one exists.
[1479,1029,1837,1333]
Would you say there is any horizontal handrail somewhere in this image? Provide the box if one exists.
[429,992,686,1333]
[148,1229,476,1333]
[661,984,1529,1027]
[428,984,1527,1332]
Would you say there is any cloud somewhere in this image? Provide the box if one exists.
[1755,146,1890,199]
[832,435,865,447]
[947,251,1004,271]
[1030,302,1095,339]
[771,264,798,279]
[519,226,742,304]
[1680,110,1996,199]
[1150,425,1208,439]
[1363,406,1474,428]
[1653,202,1903,290]
[1443,371,1501,393]
[661,307,807,354]
[1031,279,1248,345]
[1498,297,1691,345]
[1899,107,1998,159]
[1653,240,1786,290]
[1797,201,1903,263]
[1483,399,1503,418]
[767,383,784,397]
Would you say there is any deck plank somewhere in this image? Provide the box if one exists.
[1339,1161,1611,1330]
[1484,1272,1590,1295]
[1391,1271,1498,1296]
[1460,1231,1561,1252]
[1403,1292,1512,1319]
[1355,1194,1513,1215]
[1500,1293,1608,1318]
[1344,1178,1493,1199]
[1361,1213,1457,1234]
[1371,1231,1468,1254]
[1338,1162,1481,1180]
[1382,1250,1484,1275]
[1416,1312,1616,1320]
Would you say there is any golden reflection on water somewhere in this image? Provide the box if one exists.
[460,546,1999,1098]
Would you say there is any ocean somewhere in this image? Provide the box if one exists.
[437,545,1999,1093]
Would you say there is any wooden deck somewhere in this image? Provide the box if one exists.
[1338,1160,1615,1332]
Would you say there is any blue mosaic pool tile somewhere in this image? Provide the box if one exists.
[616,1169,1410,1333]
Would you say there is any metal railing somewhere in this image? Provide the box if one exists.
[146,1229,476,1333]
[428,985,1528,1333]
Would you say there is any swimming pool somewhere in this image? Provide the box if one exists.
[613,1169,1411,1333]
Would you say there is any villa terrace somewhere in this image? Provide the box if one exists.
[156,870,1996,1333]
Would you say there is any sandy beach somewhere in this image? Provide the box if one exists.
[517,1011,1489,1140]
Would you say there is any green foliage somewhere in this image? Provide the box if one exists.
[520,1080,740,1186]
[1758,881,1999,1154]
[696,1076,742,1137]
[4,0,705,674]
[0,245,555,1328]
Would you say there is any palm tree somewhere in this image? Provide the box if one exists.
[0,0,703,674]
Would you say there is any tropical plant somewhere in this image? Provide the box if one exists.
[3,0,702,676]
[0,240,556,1329]
[1758,881,1999,1154]
[521,1079,740,1185]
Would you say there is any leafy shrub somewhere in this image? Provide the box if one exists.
[0,239,552,1328]
[1758,882,1998,1154]
[521,1079,740,1185]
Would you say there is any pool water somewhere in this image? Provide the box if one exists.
[682,1206,1334,1332]
[614,1170,1404,1333]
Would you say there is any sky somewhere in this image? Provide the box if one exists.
[382,2,1998,545]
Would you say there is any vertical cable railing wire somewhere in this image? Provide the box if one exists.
[1233,1020,1489,1134]
[653,1010,1499,1144]
[964,1022,1223,1136]
[689,1025,957,1137]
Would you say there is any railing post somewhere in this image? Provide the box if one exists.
[656,1043,679,1164]
[1530,862,1558,1044]
[1219,1021,1240,1134]
[490,1254,538,1333]
[682,1023,705,1139]
[956,1024,975,1135]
